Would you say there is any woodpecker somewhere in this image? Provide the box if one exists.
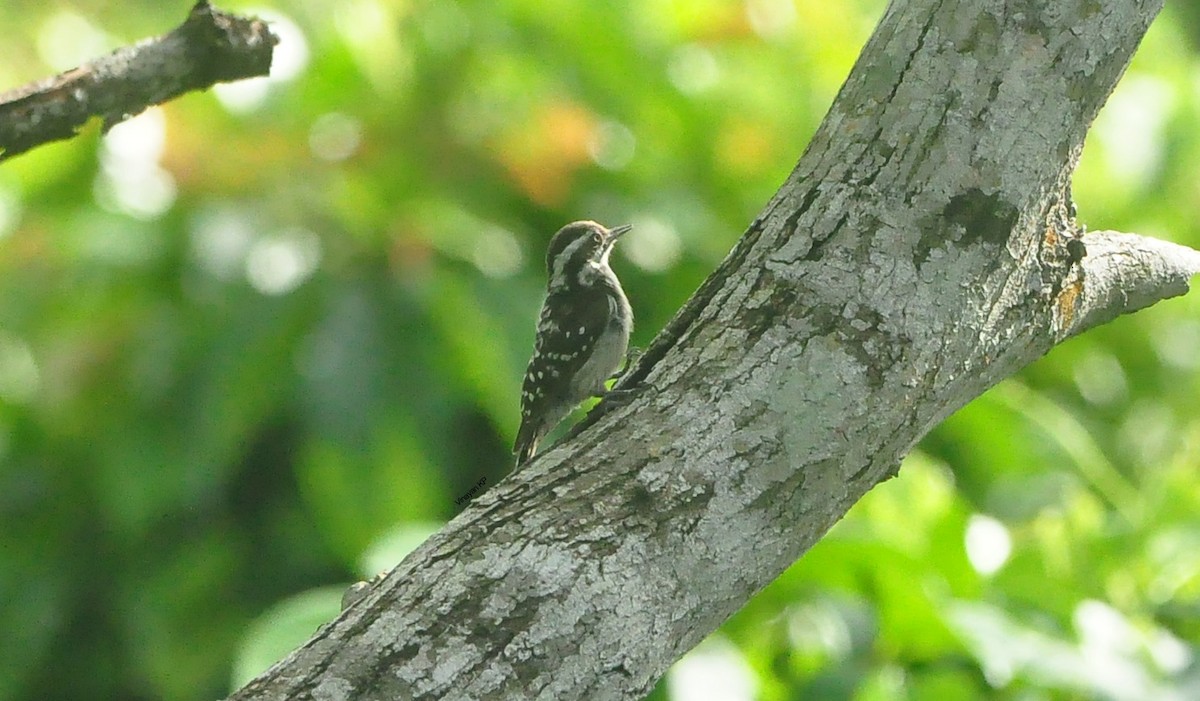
[514,220,633,466]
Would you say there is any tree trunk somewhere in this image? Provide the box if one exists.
[230,0,1196,699]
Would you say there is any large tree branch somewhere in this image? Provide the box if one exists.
[230,0,1191,699]
[1062,231,1200,337]
[0,1,276,162]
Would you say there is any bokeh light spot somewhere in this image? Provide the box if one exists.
[623,217,683,273]
[588,120,636,171]
[1091,75,1172,188]
[668,636,757,701]
[745,0,797,39]
[472,227,523,279]
[309,112,363,162]
[0,333,40,405]
[190,205,257,280]
[245,227,322,295]
[965,514,1012,576]
[668,44,720,95]
[37,11,111,71]
[96,108,177,220]
[1151,320,1200,370]
[1072,351,1128,406]
[0,187,23,240]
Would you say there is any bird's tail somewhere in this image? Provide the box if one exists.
[513,422,542,467]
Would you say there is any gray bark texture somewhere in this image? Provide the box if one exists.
[230,0,1196,699]
[0,1,276,162]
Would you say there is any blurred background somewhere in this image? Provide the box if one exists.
[0,1,1198,699]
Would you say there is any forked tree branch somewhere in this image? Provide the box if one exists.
[0,1,276,161]
[226,0,1193,699]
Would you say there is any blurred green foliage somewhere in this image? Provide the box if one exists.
[0,1,1197,700]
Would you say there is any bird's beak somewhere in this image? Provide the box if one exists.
[608,224,632,240]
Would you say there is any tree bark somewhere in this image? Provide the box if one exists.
[230,0,1193,699]
[0,1,275,162]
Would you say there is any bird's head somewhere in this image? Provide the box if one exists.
[544,220,631,287]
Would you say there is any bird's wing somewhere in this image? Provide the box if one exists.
[513,290,612,465]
